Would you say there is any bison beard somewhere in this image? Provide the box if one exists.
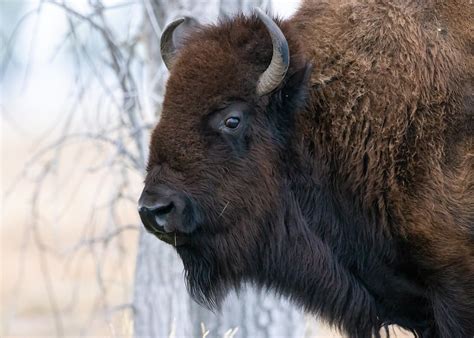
[175,168,430,337]
[140,1,474,337]
[176,190,385,337]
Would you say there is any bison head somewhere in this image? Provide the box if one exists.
[138,10,311,308]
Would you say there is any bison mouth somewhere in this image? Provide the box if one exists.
[148,228,189,246]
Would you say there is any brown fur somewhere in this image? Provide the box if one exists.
[292,1,474,335]
[144,1,473,336]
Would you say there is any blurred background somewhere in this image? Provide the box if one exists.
[1,1,409,337]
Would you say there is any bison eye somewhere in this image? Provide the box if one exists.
[208,102,247,134]
[224,117,240,129]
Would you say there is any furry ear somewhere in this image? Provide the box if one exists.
[266,63,312,139]
[276,63,313,112]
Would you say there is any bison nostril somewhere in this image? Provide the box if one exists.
[151,202,174,227]
[152,202,174,217]
[138,200,175,233]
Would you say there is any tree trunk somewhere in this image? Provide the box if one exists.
[133,1,305,337]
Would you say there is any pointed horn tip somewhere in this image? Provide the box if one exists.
[168,16,199,29]
[255,7,266,16]
[171,17,186,25]
[160,17,187,70]
[254,7,290,96]
[161,18,186,38]
[254,7,278,27]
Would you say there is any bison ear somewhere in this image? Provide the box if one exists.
[276,63,313,112]
[161,17,200,70]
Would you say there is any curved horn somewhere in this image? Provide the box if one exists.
[160,18,185,70]
[255,8,290,96]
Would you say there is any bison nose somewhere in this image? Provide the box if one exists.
[138,185,185,234]
[138,202,175,233]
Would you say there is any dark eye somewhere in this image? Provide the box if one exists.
[224,117,240,129]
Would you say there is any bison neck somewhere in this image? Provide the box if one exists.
[252,157,433,335]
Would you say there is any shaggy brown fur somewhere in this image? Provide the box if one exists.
[142,1,473,337]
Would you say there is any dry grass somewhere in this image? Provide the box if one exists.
[1,130,138,337]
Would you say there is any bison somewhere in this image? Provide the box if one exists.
[138,1,473,337]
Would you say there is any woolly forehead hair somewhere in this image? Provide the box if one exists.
[169,12,306,90]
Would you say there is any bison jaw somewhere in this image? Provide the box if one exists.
[147,228,189,246]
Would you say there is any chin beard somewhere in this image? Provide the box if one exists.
[177,245,237,310]
[174,214,272,310]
